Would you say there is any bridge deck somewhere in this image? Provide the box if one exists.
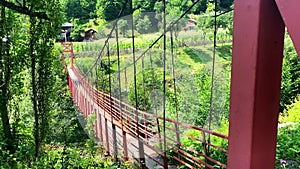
[67,66,228,169]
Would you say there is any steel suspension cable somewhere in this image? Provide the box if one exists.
[162,0,168,168]
[107,42,112,119]
[99,57,110,154]
[149,48,163,151]
[106,41,118,160]
[124,67,128,120]
[114,22,129,160]
[79,0,130,80]
[170,29,180,144]
[130,0,138,133]
[207,0,218,155]
[117,0,202,73]
[129,0,145,166]
[141,57,148,140]
[115,22,123,123]
[142,57,146,111]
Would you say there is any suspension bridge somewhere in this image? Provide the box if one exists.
[61,0,300,168]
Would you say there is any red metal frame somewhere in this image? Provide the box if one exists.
[68,65,228,168]
[62,1,300,166]
[227,0,300,168]
[276,0,300,58]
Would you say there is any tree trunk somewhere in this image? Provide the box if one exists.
[29,16,39,159]
[0,6,14,153]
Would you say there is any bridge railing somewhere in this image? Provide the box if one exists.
[69,66,228,168]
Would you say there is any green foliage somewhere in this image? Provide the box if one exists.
[216,44,232,60]
[208,120,228,167]
[0,0,64,163]
[65,0,97,24]
[69,20,85,41]
[197,3,233,36]
[68,18,107,42]
[0,141,117,169]
[75,57,96,74]
[46,61,88,144]
[96,58,117,93]
[133,0,156,12]
[280,35,300,112]
[174,123,228,168]
[136,15,153,34]
[193,0,208,14]
[181,130,204,153]
[183,69,211,127]
[0,2,121,168]
[96,0,131,21]
[128,68,173,111]
[276,123,300,168]
[281,96,300,123]
[218,0,234,10]
[166,0,193,16]
[118,19,129,37]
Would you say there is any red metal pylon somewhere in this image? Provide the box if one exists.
[61,42,75,69]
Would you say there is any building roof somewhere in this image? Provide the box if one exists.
[62,22,74,29]
[187,19,197,23]
[84,28,98,32]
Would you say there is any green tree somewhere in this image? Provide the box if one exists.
[65,0,97,24]
[0,6,15,154]
[96,0,131,21]
[128,69,174,112]
[27,0,62,159]
[193,0,208,14]
[197,2,233,39]
[96,58,116,93]
[218,0,234,10]
[0,0,62,161]
[136,15,152,34]
[280,35,300,112]
[118,19,128,37]
[166,0,193,16]
[133,0,156,12]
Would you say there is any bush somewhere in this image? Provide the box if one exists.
[281,96,300,123]
[276,97,300,168]
[276,123,300,168]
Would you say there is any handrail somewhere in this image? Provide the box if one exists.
[69,65,228,168]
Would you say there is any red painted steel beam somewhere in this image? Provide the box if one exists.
[276,0,300,58]
[228,0,285,168]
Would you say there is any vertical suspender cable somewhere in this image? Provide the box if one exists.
[163,0,168,168]
[170,29,180,144]
[115,23,122,121]
[208,0,218,153]
[107,42,118,160]
[130,0,145,166]
[107,42,112,119]
[130,0,138,134]
[149,49,163,151]
[142,57,146,111]
[115,21,129,161]
[141,57,148,140]
[81,0,130,80]
[124,68,128,121]
[100,58,110,155]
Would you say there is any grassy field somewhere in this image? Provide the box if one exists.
[72,30,233,91]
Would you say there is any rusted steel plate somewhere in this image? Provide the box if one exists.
[276,0,300,58]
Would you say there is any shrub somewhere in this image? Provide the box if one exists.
[276,123,300,168]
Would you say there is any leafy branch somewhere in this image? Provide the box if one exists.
[0,0,48,19]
